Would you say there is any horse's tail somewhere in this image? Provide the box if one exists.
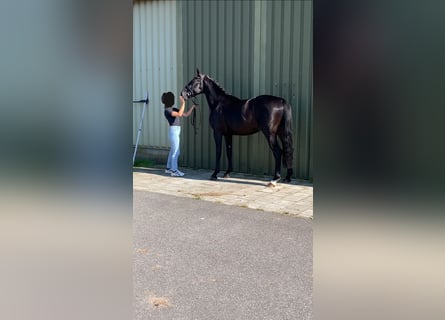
[282,101,294,169]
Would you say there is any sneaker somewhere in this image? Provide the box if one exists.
[171,170,185,177]
[165,169,172,174]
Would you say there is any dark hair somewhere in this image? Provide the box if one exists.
[161,92,174,108]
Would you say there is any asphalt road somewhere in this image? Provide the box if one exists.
[134,190,312,320]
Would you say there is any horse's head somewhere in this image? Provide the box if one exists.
[181,69,205,100]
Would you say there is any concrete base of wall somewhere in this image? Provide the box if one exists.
[134,146,312,183]
[134,146,169,165]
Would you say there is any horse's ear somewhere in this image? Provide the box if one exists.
[196,68,201,76]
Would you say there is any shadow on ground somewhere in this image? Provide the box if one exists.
[133,167,312,188]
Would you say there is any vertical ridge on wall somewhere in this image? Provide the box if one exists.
[300,0,312,179]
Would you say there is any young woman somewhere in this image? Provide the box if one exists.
[161,92,196,176]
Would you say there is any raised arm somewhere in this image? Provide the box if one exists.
[170,95,186,117]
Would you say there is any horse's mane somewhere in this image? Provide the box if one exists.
[204,75,240,101]
[204,75,228,94]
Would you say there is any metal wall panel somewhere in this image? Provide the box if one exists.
[177,0,313,179]
[133,0,179,148]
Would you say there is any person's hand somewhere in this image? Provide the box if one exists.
[192,104,198,109]
[179,95,185,103]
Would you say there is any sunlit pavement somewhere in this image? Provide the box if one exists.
[133,167,313,219]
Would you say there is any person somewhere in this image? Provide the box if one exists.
[161,92,196,177]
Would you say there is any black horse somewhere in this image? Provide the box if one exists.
[181,69,294,184]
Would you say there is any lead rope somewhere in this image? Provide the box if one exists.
[190,97,200,135]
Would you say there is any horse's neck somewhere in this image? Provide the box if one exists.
[203,90,219,109]
[203,77,228,109]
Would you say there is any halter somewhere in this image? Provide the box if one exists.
[184,75,203,135]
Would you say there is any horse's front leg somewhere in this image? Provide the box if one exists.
[223,135,233,178]
[211,131,223,180]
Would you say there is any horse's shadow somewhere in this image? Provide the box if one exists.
[133,167,310,187]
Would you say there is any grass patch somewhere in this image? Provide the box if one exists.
[133,159,156,168]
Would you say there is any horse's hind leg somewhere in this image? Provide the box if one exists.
[278,130,293,183]
[263,131,282,182]
[223,135,233,178]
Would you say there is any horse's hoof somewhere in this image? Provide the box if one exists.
[268,178,280,187]
[210,175,218,180]
[283,178,291,183]
[223,173,230,178]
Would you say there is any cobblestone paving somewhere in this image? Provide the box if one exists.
[133,167,313,219]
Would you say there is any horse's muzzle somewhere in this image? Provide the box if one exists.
[181,90,191,100]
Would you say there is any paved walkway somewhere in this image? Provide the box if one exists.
[133,167,313,219]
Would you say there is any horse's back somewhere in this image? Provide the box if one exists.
[216,94,289,135]
[249,95,289,118]
[252,95,288,106]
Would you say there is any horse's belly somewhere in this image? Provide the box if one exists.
[210,113,259,135]
[228,126,260,135]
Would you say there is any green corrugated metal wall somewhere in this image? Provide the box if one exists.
[133,0,312,179]
[177,0,312,179]
[133,0,179,148]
